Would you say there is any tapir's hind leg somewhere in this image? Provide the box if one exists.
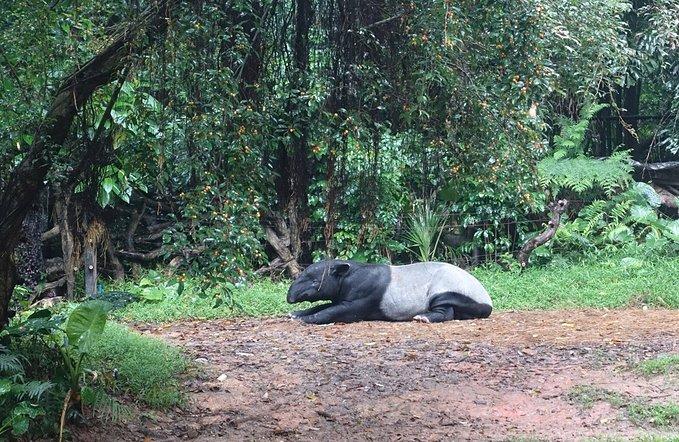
[413,293,456,323]
[413,292,492,323]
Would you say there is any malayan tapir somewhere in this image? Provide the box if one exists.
[287,260,492,324]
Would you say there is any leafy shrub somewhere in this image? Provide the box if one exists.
[550,182,679,255]
[405,199,447,262]
[538,151,633,197]
[0,345,51,438]
[538,102,633,198]
[0,303,113,439]
[0,300,186,439]
[129,270,182,302]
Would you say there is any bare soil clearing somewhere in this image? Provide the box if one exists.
[80,309,679,441]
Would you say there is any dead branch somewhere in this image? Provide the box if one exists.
[167,245,207,268]
[264,226,302,277]
[41,225,60,241]
[254,257,294,276]
[518,199,569,268]
[262,211,301,277]
[652,184,678,214]
[38,277,67,294]
[135,225,174,243]
[117,247,166,262]
[30,295,64,310]
[118,244,206,264]
[631,160,679,171]
[145,220,175,233]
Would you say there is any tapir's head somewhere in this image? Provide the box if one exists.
[287,260,351,303]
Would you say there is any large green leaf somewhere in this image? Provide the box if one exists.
[629,205,657,224]
[0,379,11,396]
[633,182,662,208]
[663,219,679,242]
[607,225,634,243]
[10,416,29,436]
[102,177,115,194]
[140,287,165,302]
[65,301,110,353]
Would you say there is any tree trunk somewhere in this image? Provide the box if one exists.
[105,232,125,281]
[15,190,49,295]
[238,1,264,101]
[55,196,77,298]
[622,81,642,155]
[83,240,98,297]
[287,0,313,262]
[125,202,146,252]
[0,254,15,327]
[269,0,314,270]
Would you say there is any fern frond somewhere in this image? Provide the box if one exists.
[15,380,53,401]
[81,386,132,422]
[0,353,23,374]
[538,152,632,196]
[553,102,608,157]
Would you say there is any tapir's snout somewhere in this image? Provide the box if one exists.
[287,288,297,303]
[287,283,303,303]
[287,279,316,303]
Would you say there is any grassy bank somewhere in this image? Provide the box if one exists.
[114,254,679,324]
[89,322,188,408]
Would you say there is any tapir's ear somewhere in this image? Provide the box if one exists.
[332,263,351,277]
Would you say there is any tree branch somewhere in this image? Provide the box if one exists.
[116,248,167,262]
[517,199,569,269]
[41,225,61,241]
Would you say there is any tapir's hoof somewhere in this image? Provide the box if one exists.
[287,312,300,319]
[413,315,431,324]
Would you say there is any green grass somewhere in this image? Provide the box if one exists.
[475,256,679,310]
[568,385,628,409]
[112,254,679,323]
[116,279,296,323]
[88,322,188,408]
[569,385,679,429]
[636,355,679,376]
[628,403,679,427]
[589,436,679,442]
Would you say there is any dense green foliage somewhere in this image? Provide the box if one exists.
[2,0,676,286]
[0,304,185,438]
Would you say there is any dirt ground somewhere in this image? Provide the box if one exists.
[80,309,679,441]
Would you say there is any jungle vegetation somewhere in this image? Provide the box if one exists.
[0,0,678,438]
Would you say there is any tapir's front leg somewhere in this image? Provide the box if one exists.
[288,303,333,319]
[299,301,368,324]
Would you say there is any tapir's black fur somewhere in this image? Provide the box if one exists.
[287,259,492,324]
